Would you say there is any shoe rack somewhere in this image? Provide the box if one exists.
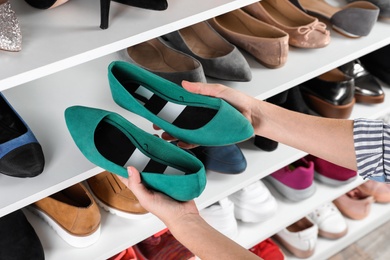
[2,0,390,259]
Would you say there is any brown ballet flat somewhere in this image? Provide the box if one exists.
[208,9,289,69]
[242,0,330,49]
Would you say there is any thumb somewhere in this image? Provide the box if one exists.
[181,80,224,98]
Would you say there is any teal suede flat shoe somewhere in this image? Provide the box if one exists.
[108,61,254,146]
[65,106,206,201]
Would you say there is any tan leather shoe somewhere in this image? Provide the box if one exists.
[86,171,150,219]
[333,188,374,220]
[208,9,289,69]
[242,0,330,48]
[29,183,101,248]
[356,180,390,203]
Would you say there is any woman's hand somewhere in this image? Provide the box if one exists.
[154,80,261,149]
[117,166,199,227]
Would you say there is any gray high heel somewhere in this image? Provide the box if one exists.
[163,21,252,82]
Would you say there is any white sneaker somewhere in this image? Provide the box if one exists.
[307,202,348,239]
[229,180,277,223]
[200,197,238,239]
[274,217,318,258]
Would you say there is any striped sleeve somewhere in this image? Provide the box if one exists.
[353,118,390,183]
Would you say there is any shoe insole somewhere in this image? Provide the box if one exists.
[94,120,185,175]
[216,11,283,38]
[127,38,196,72]
[299,0,339,19]
[261,0,309,27]
[0,96,27,144]
[122,81,217,130]
[180,23,231,58]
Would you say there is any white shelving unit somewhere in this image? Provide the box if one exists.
[2,0,390,259]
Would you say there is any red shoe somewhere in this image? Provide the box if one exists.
[249,238,285,260]
[305,155,357,186]
[134,229,195,260]
[109,247,137,260]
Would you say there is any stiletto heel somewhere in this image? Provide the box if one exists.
[100,0,110,30]
[100,0,168,29]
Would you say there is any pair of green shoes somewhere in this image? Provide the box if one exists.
[65,61,254,201]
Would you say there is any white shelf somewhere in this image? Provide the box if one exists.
[2,0,390,259]
[1,0,258,90]
[286,202,390,260]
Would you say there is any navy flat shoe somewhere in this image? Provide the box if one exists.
[0,93,45,177]
[191,144,247,174]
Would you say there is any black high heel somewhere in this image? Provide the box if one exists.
[100,0,168,29]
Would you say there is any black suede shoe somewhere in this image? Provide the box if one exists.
[280,86,321,116]
[360,44,390,85]
[0,93,45,177]
[339,59,384,104]
[0,210,45,260]
[254,91,289,151]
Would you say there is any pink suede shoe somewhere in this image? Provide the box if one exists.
[305,155,357,186]
[266,158,315,201]
[356,180,390,203]
[333,188,374,220]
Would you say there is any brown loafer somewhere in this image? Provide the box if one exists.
[29,183,101,248]
[86,171,150,219]
[208,9,289,69]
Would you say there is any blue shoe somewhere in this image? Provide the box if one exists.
[191,144,247,174]
[0,93,45,177]
[65,105,206,201]
[108,61,254,146]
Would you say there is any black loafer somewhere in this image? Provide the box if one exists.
[359,44,390,85]
[339,59,384,104]
[0,210,45,260]
[299,68,356,119]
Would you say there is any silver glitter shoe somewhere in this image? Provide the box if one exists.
[0,0,22,52]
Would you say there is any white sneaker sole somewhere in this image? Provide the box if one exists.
[266,177,316,201]
[28,206,101,248]
[85,181,152,220]
[315,172,357,186]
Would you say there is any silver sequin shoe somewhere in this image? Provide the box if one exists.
[0,0,22,52]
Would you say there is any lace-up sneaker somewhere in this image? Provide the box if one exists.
[307,202,348,239]
[200,197,238,239]
[229,180,277,223]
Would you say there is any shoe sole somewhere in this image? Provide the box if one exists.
[233,197,278,223]
[304,93,355,119]
[315,172,357,186]
[27,206,101,248]
[355,93,385,104]
[85,181,152,220]
[266,177,316,201]
[274,234,315,258]
[319,227,348,239]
